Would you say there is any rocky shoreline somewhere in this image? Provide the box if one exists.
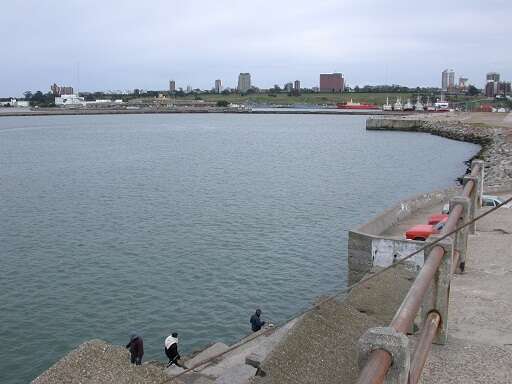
[367,115,512,190]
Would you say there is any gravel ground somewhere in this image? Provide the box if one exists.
[250,266,414,384]
[32,340,169,384]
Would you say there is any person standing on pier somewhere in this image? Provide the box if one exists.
[250,309,266,332]
[126,332,144,365]
[165,332,187,368]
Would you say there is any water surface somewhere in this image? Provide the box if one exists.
[0,114,478,383]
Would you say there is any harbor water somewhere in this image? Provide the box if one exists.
[0,113,478,383]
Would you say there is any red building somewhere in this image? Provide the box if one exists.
[320,73,344,93]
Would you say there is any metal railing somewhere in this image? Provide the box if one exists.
[356,160,484,384]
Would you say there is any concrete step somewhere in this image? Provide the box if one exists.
[185,342,230,369]
[214,364,258,384]
[165,364,186,377]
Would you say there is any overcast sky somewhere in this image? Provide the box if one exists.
[1,0,511,96]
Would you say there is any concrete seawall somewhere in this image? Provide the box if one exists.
[348,189,456,284]
[366,118,424,131]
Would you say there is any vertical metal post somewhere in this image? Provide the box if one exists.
[422,236,453,345]
[449,196,471,273]
[463,175,479,234]
[471,160,485,207]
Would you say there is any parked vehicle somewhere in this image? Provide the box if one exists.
[482,195,507,207]
[405,219,447,241]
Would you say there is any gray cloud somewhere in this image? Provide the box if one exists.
[1,0,511,96]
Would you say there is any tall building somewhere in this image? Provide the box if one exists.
[50,83,74,96]
[320,73,344,93]
[449,71,455,90]
[50,83,59,95]
[186,85,192,94]
[486,72,500,82]
[498,81,511,95]
[485,81,497,97]
[284,82,293,92]
[237,73,251,93]
[169,80,176,93]
[294,80,300,90]
[215,79,222,94]
[458,77,469,90]
[441,69,455,90]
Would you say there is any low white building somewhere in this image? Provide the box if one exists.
[0,99,30,107]
[55,94,86,107]
[15,100,30,107]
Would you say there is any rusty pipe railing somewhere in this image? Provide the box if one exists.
[356,163,481,384]
[409,311,441,384]
[356,247,445,383]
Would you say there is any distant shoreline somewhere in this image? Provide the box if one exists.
[0,108,413,118]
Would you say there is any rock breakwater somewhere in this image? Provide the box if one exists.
[367,117,512,190]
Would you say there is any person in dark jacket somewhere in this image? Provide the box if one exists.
[164,332,187,368]
[126,332,144,365]
[250,309,266,332]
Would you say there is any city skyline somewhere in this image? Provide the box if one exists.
[1,0,511,96]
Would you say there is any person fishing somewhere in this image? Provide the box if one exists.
[250,309,266,332]
[165,332,187,368]
[126,332,144,365]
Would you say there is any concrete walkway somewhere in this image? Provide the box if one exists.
[419,193,512,383]
[167,318,299,384]
[251,192,512,383]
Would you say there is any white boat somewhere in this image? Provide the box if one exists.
[383,97,393,111]
[414,96,424,111]
[434,101,449,112]
[403,99,414,111]
[393,97,403,111]
[425,97,435,112]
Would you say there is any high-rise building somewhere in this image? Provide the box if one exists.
[320,73,344,93]
[169,80,176,93]
[186,85,192,94]
[237,73,251,93]
[486,72,500,83]
[458,77,469,90]
[294,80,300,91]
[449,71,455,90]
[498,81,511,95]
[215,79,222,94]
[485,81,497,97]
[441,69,455,90]
[50,83,74,96]
[50,83,59,95]
[284,82,293,92]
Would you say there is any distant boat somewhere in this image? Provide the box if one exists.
[383,97,393,111]
[336,99,380,110]
[414,96,424,111]
[425,97,435,112]
[393,97,403,111]
[403,99,414,111]
[434,101,450,112]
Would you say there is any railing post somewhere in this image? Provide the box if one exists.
[449,196,471,273]
[471,159,485,207]
[358,327,410,384]
[463,175,479,234]
[422,236,453,345]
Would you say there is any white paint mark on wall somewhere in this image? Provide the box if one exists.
[372,238,424,272]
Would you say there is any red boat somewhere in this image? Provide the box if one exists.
[336,99,380,110]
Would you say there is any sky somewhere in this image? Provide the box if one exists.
[1,0,511,96]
